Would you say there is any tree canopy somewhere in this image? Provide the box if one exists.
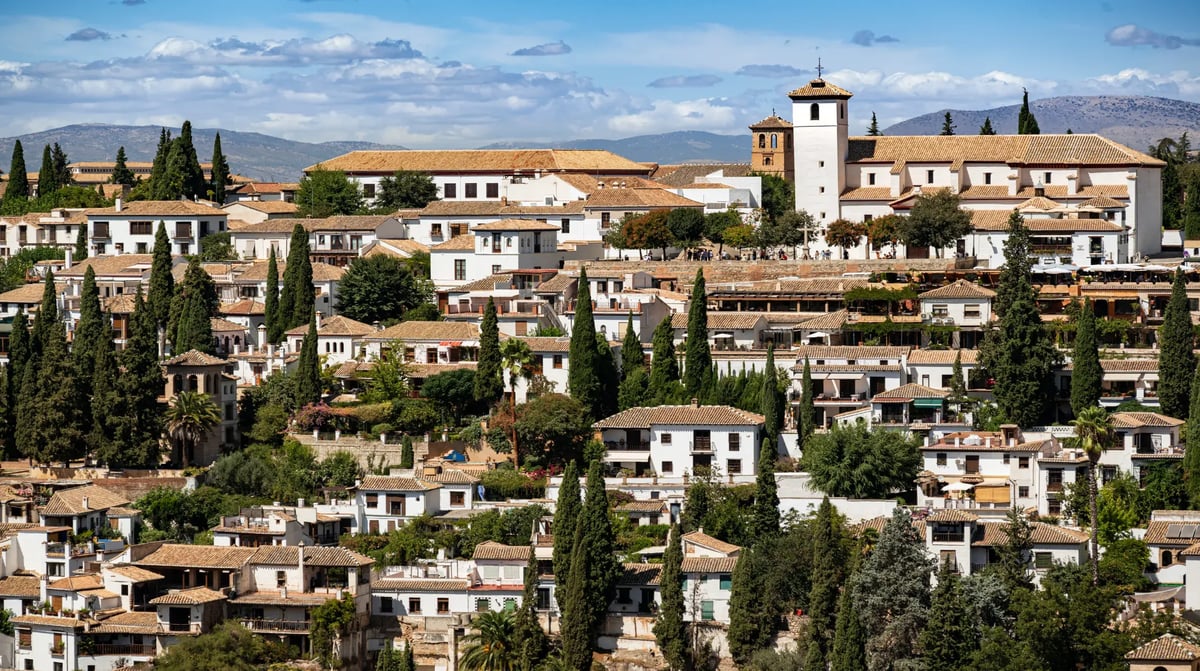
[296,165,364,217]
[336,255,431,325]
[801,421,921,499]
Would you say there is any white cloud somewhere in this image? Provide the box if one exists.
[608,98,743,135]
[1083,68,1200,97]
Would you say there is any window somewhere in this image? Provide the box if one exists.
[719,574,732,590]
[661,433,672,444]
[1034,552,1053,570]
[409,597,422,613]
[380,596,393,613]
[729,433,740,451]
[1163,550,1175,567]
[927,170,935,184]
[137,242,148,254]
[454,259,466,281]
[1018,486,1029,498]
[662,461,674,474]
[864,214,873,222]
[431,223,443,237]
[984,172,992,185]
[363,183,376,198]
[121,584,129,596]
[617,588,632,604]
[561,218,570,234]
[553,355,563,369]
[443,183,457,198]
[868,173,876,186]
[1044,171,1052,184]
[130,221,152,235]
[727,459,741,474]
[758,134,766,149]
[770,134,778,149]
[819,161,825,168]
[701,600,715,621]
[503,598,517,612]
[437,598,449,614]
[1018,457,1030,469]
[450,491,465,507]
[810,103,819,121]
[486,183,499,198]
[17,629,29,648]
[819,186,825,193]
[964,304,981,319]
[475,598,490,612]
[365,494,378,506]
[1003,454,1011,464]
[492,265,501,275]
[465,183,478,199]
[936,453,947,466]
[601,212,611,228]
[763,156,773,166]
[932,304,949,317]
[277,570,287,588]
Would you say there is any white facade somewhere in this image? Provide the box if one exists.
[595,403,766,478]
[789,86,849,228]
[86,199,227,257]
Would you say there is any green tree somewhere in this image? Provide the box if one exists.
[851,508,933,671]
[176,120,207,199]
[647,317,680,404]
[704,209,741,256]
[148,128,171,199]
[114,290,165,468]
[512,547,548,669]
[802,422,920,499]
[552,460,581,609]
[73,220,88,262]
[799,358,814,450]
[1072,406,1111,584]
[151,621,293,671]
[920,561,974,669]
[72,266,103,395]
[831,578,867,671]
[559,520,592,670]
[311,591,358,669]
[667,207,705,246]
[940,111,956,136]
[620,313,644,380]
[4,311,29,451]
[683,268,712,398]
[164,390,221,467]
[423,369,482,427]
[278,223,314,331]
[762,344,782,444]
[1,140,29,214]
[727,546,773,665]
[375,170,439,210]
[994,507,1034,594]
[37,145,56,196]
[806,497,846,668]
[264,247,282,343]
[474,298,504,406]
[1017,88,1040,135]
[580,460,620,638]
[294,319,322,407]
[979,116,997,135]
[758,209,816,254]
[568,269,602,419]
[1071,299,1102,416]
[824,218,867,259]
[751,439,780,543]
[981,211,1059,427]
[400,435,415,469]
[336,255,430,324]
[297,165,364,217]
[623,210,675,260]
[459,610,519,671]
[26,316,85,465]
[1186,362,1200,507]
[866,112,881,136]
[1159,269,1195,418]
[901,190,971,257]
[209,133,230,202]
[654,524,688,670]
[110,146,136,187]
[1184,172,1200,240]
[148,222,175,330]
[757,172,795,223]
[169,258,218,354]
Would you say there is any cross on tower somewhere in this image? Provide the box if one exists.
[816,58,823,78]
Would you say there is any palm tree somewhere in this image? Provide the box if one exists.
[164,390,221,467]
[499,338,535,467]
[1071,405,1112,585]
[459,610,519,671]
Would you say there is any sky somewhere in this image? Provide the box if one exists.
[0,0,1197,147]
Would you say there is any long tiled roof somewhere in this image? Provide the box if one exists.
[907,349,979,365]
[358,475,441,492]
[925,509,979,523]
[518,336,573,352]
[285,315,376,338]
[651,163,752,187]
[235,260,345,282]
[11,614,85,629]
[1125,634,1200,661]
[308,149,651,174]
[969,210,1125,232]
[845,133,1163,167]
[419,201,585,216]
[749,115,793,129]
[1143,520,1200,547]
[473,541,533,561]
[472,219,559,232]
[0,575,41,598]
[584,188,702,209]
[163,350,229,367]
[918,280,995,300]
[48,574,103,591]
[616,500,670,513]
[595,405,765,429]
[224,200,300,214]
[106,565,165,583]
[871,383,949,400]
[41,485,129,516]
[370,320,480,342]
[221,298,266,316]
[792,345,911,360]
[149,587,227,605]
[1110,412,1184,428]
[788,78,854,99]
[89,611,160,634]
[620,563,662,586]
[59,254,155,278]
[249,545,374,567]
[972,522,1089,547]
[682,556,739,573]
[682,530,741,556]
[373,577,471,591]
[229,215,394,233]
[85,200,227,217]
[669,312,766,330]
[135,544,258,569]
[424,469,481,485]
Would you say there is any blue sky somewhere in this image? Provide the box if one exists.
[0,0,1196,147]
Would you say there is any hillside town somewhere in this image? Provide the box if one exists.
[0,73,1195,671]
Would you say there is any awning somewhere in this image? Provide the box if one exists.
[975,484,1011,504]
[829,373,865,380]
[713,333,735,339]
[942,482,974,492]
[439,341,462,346]
[913,398,945,408]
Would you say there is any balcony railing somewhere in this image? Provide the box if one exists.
[89,643,156,656]
[690,440,712,454]
[240,618,311,633]
[932,532,965,543]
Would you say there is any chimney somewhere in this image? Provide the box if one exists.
[114,196,123,212]
[82,496,89,511]
[954,437,960,448]
[315,312,322,329]
[268,343,275,357]
[986,437,992,449]
[65,249,73,269]
[690,397,699,407]
[298,542,306,583]
[1034,179,1045,198]
[39,574,48,604]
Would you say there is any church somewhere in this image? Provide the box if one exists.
[751,76,1165,267]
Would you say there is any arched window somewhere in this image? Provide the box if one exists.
[187,375,199,392]
[810,103,819,121]
[763,156,772,166]
[758,134,766,149]
[1163,550,1174,567]
[173,374,183,393]
[1154,667,1169,671]
[770,134,778,149]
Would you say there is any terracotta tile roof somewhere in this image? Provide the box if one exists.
[59,254,155,278]
[11,614,84,629]
[620,563,662,586]
[682,556,739,573]
[48,574,102,591]
[472,219,560,232]
[1078,195,1126,209]
[372,577,471,591]
[957,185,1013,200]
[163,350,229,367]
[235,260,345,282]
[972,521,1088,547]
[85,200,227,217]
[472,541,532,561]
[925,509,979,523]
[650,163,753,188]
[91,477,188,503]
[907,349,979,365]
[1143,520,1200,547]
[230,215,396,234]
[919,280,996,300]
[220,298,266,316]
[0,282,64,305]
[534,273,578,294]
[584,188,702,209]
[424,469,480,485]
[1125,634,1200,661]
[364,238,431,259]
[307,149,651,175]
[249,545,374,567]
[749,115,793,129]
[846,133,1163,167]
[149,586,227,605]
[1110,412,1183,428]
[431,235,477,251]
[419,201,584,216]
[135,544,257,569]
[0,575,41,598]
[369,320,480,342]
[669,312,766,330]
[1017,196,1061,211]
[516,336,572,352]
[795,310,849,330]
[840,186,895,201]
[788,78,854,99]
[89,611,160,634]
[105,565,165,583]
[229,590,338,606]
[211,317,247,332]
[223,200,299,214]
[792,345,911,360]
[682,530,741,556]
[41,485,130,516]
[871,383,949,400]
[407,362,477,378]
[285,315,376,338]
[358,475,441,492]
[969,210,1124,233]
[616,500,670,514]
[595,405,765,429]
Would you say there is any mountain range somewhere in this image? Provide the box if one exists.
[1,95,1197,181]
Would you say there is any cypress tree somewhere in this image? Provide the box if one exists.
[979,116,996,135]
[2,140,29,213]
[474,298,503,405]
[1184,173,1200,240]
[38,145,56,196]
[653,524,687,670]
[751,438,780,542]
[73,266,103,394]
[761,343,781,445]
[14,364,38,462]
[32,322,84,466]
[647,316,679,403]
[567,269,602,419]
[981,211,1058,427]
[1017,88,1040,135]
[618,367,648,412]
[994,507,1033,594]
[1070,299,1102,417]
[210,132,230,202]
[806,497,846,669]
[160,138,187,201]
[74,222,88,262]
[150,128,170,199]
[30,271,59,357]
[580,460,620,638]
[4,311,29,454]
[51,143,69,190]
[398,644,414,671]
[919,561,974,669]
[1160,269,1195,418]
[294,319,322,406]
[727,546,772,665]
[115,290,164,468]
[594,333,619,419]
[169,258,217,354]
[279,224,314,330]
[148,222,174,330]
[552,460,581,609]
[110,146,136,187]
[264,247,282,344]
[683,268,711,398]
[830,579,867,671]
[939,112,955,136]
[866,112,881,136]
[799,358,815,449]
[88,314,121,465]
[177,120,206,199]
[620,313,643,379]
[1187,364,1200,508]
[400,435,414,469]
[559,520,592,669]
[512,546,549,668]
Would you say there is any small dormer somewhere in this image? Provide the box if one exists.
[1000,424,1020,447]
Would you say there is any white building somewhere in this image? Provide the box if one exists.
[284,315,376,366]
[84,199,228,257]
[430,219,563,289]
[594,401,766,478]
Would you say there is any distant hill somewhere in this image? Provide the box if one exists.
[479,130,747,164]
[0,124,405,182]
[884,96,1200,150]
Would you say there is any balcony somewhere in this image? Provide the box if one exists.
[173,225,193,239]
[89,643,156,656]
[92,225,110,239]
[240,618,311,633]
[690,439,712,455]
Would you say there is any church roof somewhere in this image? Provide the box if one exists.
[845,134,1163,168]
[787,78,853,99]
[750,115,793,129]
